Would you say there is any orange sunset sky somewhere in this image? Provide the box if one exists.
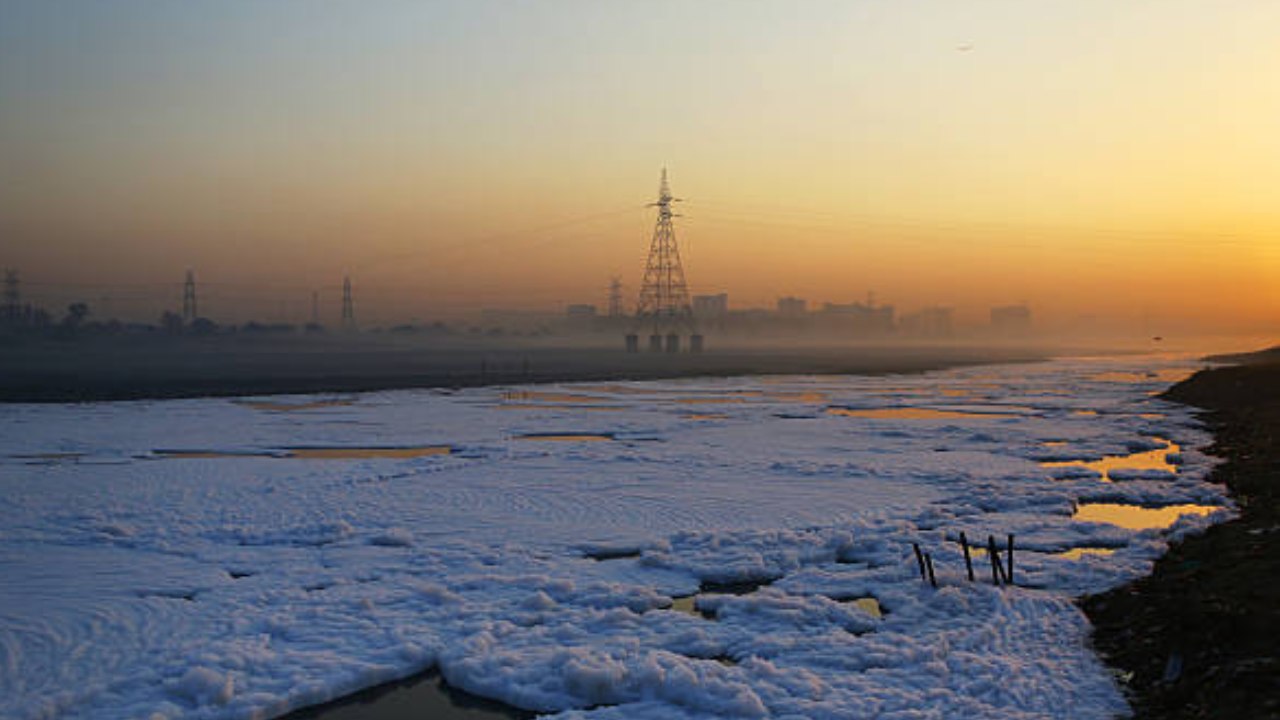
[1,1,1278,333]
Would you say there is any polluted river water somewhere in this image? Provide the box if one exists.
[1041,437,1181,481]
[1073,502,1218,531]
[154,446,453,460]
[0,355,1234,720]
[825,407,1017,420]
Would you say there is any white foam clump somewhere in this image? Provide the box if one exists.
[172,667,234,706]
[369,527,415,547]
[0,356,1231,719]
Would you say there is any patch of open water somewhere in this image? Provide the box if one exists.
[1073,502,1218,530]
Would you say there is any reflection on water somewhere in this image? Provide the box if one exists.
[669,578,880,623]
[668,578,777,620]
[282,669,531,720]
[1072,410,1098,417]
[1042,441,1068,447]
[840,597,883,618]
[672,593,882,620]
[236,399,354,412]
[827,407,1015,420]
[574,385,665,395]
[584,549,641,561]
[500,391,610,404]
[685,413,728,421]
[762,392,829,403]
[1073,502,1217,530]
[1042,438,1179,481]
[670,595,714,619]
[155,450,277,459]
[289,447,451,460]
[157,447,451,460]
[494,404,624,412]
[502,388,828,408]
[1059,547,1117,560]
[513,433,614,442]
[10,452,84,464]
[1088,369,1193,384]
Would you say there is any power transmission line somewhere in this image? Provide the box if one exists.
[635,169,692,331]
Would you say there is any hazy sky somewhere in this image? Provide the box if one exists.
[1,0,1278,330]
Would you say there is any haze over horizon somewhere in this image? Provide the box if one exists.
[2,0,1277,335]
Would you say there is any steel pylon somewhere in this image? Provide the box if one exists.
[634,169,694,334]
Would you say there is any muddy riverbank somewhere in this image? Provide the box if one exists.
[1082,358,1280,719]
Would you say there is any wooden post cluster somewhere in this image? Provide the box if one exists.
[959,532,976,582]
[984,534,1014,586]
[912,543,937,588]
[916,532,1016,588]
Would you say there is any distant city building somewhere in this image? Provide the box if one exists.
[776,297,807,318]
[692,293,728,318]
[565,304,597,319]
[818,300,895,335]
[990,304,1032,335]
[899,306,953,338]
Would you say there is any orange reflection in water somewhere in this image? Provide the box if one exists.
[763,392,829,403]
[1088,369,1194,384]
[1059,547,1117,560]
[670,595,703,617]
[1042,438,1179,481]
[851,597,883,618]
[1073,503,1216,530]
[826,407,1015,420]
[575,385,668,395]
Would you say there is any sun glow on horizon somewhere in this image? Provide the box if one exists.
[1,0,1277,332]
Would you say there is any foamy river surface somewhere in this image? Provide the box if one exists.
[0,356,1232,719]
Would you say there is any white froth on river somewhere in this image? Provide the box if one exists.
[0,356,1233,719]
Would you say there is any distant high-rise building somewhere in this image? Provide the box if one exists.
[900,306,953,338]
[818,299,895,335]
[990,304,1032,335]
[776,297,807,318]
[692,293,728,318]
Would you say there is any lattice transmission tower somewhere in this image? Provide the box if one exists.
[634,169,694,335]
[341,276,355,330]
[182,269,198,321]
